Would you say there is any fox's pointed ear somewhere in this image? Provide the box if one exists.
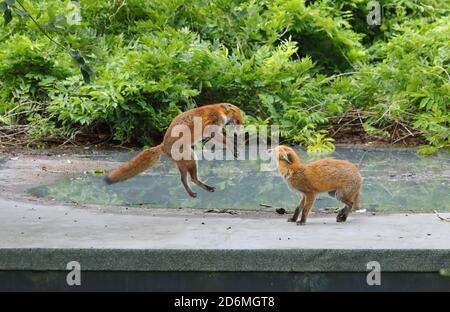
[282,153,293,164]
[221,103,232,112]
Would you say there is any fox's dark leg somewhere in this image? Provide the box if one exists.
[336,196,353,222]
[186,159,215,193]
[297,193,317,225]
[177,163,197,198]
[288,196,304,222]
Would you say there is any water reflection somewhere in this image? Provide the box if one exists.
[28,147,450,212]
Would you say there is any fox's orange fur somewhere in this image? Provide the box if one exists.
[106,103,243,197]
[270,145,362,224]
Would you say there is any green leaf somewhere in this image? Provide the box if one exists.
[3,7,12,25]
[55,13,66,21]
[69,51,85,65]
[0,115,10,125]
[11,6,26,17]
[416,145,438,156]
[80,63,93,84]
[69,51,92,83]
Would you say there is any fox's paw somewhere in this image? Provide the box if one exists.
[206,186,215,192]
[296,221,306,226]
[189,192,198,198]
[287,217,296,222]
[336,213,348,222]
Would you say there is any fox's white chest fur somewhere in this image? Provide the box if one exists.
[269,150,298,193]
[282,172,298,193]
[222,115,230,126]
[277,164,297,193]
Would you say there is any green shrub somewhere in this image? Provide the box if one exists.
[327,17,449,151]
[0,0,448,152]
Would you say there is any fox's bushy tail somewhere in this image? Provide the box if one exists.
[105,144,163,183]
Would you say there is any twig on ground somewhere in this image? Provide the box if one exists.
[434,210,450,222]
[204,209,238,215]
[330,116,361,136]
[391,133,413,145]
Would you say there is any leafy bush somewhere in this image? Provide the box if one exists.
[326,17,450,152]
[309,0,450,45]
[0,0,448,152]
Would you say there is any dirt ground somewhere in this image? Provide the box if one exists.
[324,114,427,147]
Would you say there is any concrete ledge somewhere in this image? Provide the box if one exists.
[1,195,449,276]
[1,248,449,272]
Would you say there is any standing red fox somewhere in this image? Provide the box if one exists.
[106,103,243,197]
[269,145,362,224]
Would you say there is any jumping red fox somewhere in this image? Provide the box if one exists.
[269,145,362,224]
[105,103,243,197]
